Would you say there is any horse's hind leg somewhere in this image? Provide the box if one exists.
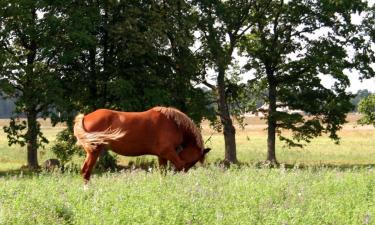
[81,148,102,184]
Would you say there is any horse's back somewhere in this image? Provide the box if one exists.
[83,109,122,132]
[83,109,154,132]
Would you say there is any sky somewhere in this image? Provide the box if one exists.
[321,73,375,93]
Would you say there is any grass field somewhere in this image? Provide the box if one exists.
[0,115,375,224]
[1,168,375,224]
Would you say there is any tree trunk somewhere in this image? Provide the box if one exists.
[266,73,278,164]
[26,110,39,169]
[217,67,237,164]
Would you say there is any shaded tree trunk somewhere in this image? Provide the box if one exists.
[24,8,39,169]
[266,71,278,164]
[26,110,39,169]
[217,67,237,164]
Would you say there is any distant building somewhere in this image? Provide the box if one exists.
[244,102,305,117]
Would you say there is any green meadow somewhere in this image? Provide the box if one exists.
[0,116,375,224]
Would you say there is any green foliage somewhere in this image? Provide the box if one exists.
[239,0,372,151]
[2,118,27,147]
[51,129,82,165]
[52,0,215,121]
[3,118,48,148]
[354,4,375,79]
[97,151,118,171]
[358,94,375,126]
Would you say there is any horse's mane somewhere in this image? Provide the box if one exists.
[152,106,203,150]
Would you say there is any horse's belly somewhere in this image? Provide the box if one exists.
[109,142,156,157]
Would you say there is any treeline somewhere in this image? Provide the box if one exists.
[0,0,374,168]
[1,88,373,118]
[350,89,374,112]
[0,89,372,118]
[0,97,15,118]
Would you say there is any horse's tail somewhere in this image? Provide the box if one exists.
[73,114,125,151]
[152,107,204,150]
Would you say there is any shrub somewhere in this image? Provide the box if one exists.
[97,150,118,171]
[358,94,375,126]
[51,128,83,167]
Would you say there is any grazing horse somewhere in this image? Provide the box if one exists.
[73,106,210,183]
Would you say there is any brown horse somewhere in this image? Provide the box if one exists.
[73,106,210,183]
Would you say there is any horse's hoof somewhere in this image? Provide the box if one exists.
[83,183,89,191]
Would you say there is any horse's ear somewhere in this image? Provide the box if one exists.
[203,148,211,154]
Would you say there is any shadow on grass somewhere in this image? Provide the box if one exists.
[0,167,40,178]
[252,161,375,171]
[211,159,375,171]
[2,160,375,178]
[0,159,160,178]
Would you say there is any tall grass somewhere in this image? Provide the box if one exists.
[0,167,374,224]
[0,117,375,224]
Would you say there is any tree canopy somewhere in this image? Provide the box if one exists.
[239,0,374,163]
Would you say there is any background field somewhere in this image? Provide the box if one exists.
[0,114,375,224]
[1,114,374,171]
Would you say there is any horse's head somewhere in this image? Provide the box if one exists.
[179,146,211,171]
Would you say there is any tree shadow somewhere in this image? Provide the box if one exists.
[1,160,375,178]
[0,167,39,177]
[251,161,375,171]
[282,163,375,171]
[211,159,375,171]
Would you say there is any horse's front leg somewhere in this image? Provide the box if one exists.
[81,148,102,186]
[158,157,168,168]
[160,149,185,171]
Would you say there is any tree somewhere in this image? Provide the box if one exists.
[356,3,375,126]
[351,89,372,111]
[54,0,214,118]
[239,0,373,164]
[358,94,375,126]
[50,0,215,166]
[0,0,64,169]
[194,0,255,164]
